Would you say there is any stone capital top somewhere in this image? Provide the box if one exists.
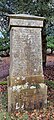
[8,14,46,21]
[8,14,46,29]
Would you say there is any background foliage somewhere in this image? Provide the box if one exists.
[0,0,54,55]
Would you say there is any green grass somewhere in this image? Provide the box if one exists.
[45,80,54,89]
[0,111,11,120]
[0,81,7,85]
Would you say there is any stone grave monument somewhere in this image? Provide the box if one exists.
[8,14,47,112]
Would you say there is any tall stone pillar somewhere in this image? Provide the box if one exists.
[8,14,47,112]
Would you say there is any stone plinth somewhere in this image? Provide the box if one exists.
[8,14,47,112]
[8,83,47,112]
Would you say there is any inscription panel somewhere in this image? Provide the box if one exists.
[10,27,43,78]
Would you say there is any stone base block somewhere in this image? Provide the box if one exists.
[8,83,47,112]
[9,75,44,86]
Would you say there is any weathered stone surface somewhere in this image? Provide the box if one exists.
[8,14,47,112]
[8,83,47,112]
[10,19,43,27]
[10,27,43,79]
[9,14,45,28]
[9,14,44,82]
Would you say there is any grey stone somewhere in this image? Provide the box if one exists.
[8,14,47,112]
